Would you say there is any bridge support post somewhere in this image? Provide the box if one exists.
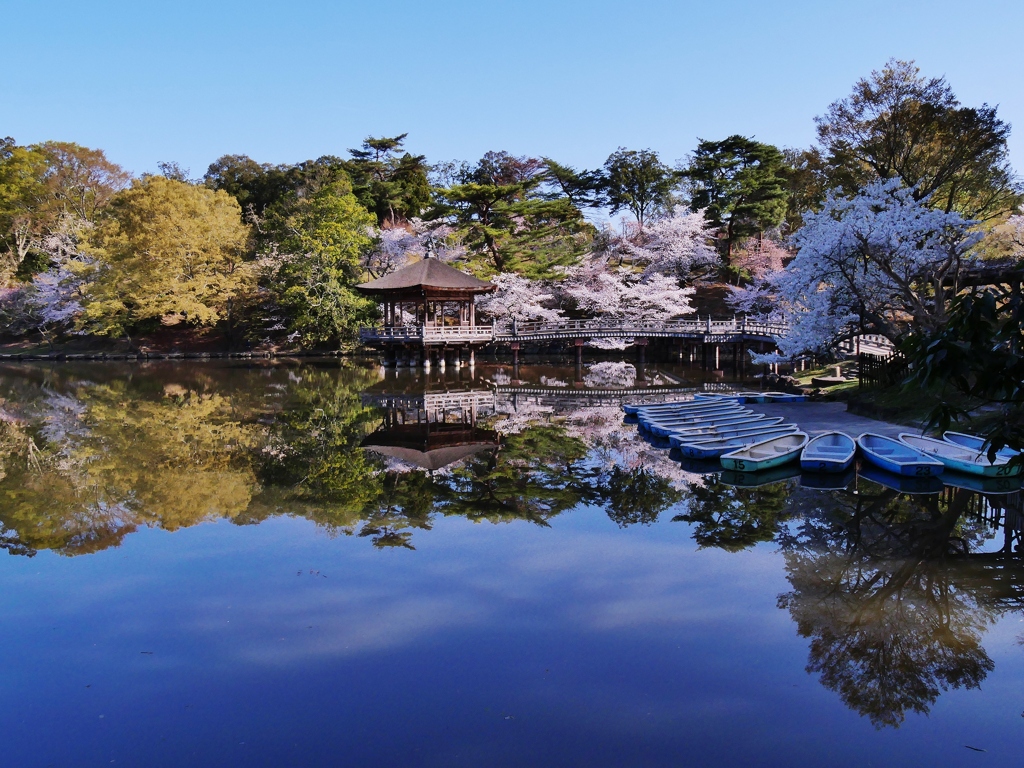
[469,348,475,368]
[635,338,648,380]
[715,344,720,370]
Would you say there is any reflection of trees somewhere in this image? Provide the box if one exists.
[777,483,1001,728]
[443,424,597,525]
[603,466,682,527]
[673,476,794,550]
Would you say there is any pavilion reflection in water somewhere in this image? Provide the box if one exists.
[360,378,499,471]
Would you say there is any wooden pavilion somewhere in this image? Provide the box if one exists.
[357,258,496,368]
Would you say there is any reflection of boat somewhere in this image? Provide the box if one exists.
[675,456,725,475]
[943,431,1019,462]
[898,433,1021,477]
[801,431,856,473]
[721,432,809,471]
[859,463,943,494]
[857,433,944,476]
[941,470,1024,495]
[800,467,856,490]
[720,464,802,488]
[673,427,799,459]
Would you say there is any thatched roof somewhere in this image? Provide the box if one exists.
[356,259,495,295]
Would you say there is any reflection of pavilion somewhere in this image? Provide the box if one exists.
[360,384,499,471]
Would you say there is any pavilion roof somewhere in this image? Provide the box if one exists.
[356,258,495,295]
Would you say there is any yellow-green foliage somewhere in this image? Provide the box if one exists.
[81,176,253,335]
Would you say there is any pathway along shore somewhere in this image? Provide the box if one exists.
[745,401,911,439]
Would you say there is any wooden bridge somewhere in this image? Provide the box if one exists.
[493,317,788,343]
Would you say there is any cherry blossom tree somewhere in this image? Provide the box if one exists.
[615,209,720,278]
[750,179,981,360]
[733,236,788,280]
[476,273,564,325]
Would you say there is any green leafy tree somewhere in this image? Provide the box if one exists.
[815,59,1021,221]
[684,135,789,259]
[80,176,253,339]
[272,179,377,345]
[602,148,675,227]
[431,151,591,278]
[343,134,431,226]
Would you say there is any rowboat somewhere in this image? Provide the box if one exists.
[640,407,746,433]
[859,464,944,494]
[656,413,769,436]
[673,427,800,459]
[639,403,747,425]
[898,433,1021,477]
[720,464,802,488]
[670,415,782,438]
[720,432,809,471]
[800,431,856,473]
[645,411,752,437]
[942,431,1019,462]
[800,467,856,491]
[694,393,741,401]
[857,433,944,476]
[736,391,769,404]
[941,470,1023,495]
[630,399,727,416]
[765,392,807,403]
[623,398,715,415]
[672,421,797,447]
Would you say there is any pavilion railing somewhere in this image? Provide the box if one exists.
[360,325,496,342]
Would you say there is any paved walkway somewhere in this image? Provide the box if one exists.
[747,401,915,439]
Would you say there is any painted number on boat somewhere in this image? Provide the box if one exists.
[915,466,932,476]
[734,460,746,470]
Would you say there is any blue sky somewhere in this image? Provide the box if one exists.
[4,0,1023,178]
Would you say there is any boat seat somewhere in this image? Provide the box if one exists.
[817,446,848,453]
[872,447,895,455]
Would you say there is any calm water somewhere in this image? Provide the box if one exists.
[1,359,1023,767]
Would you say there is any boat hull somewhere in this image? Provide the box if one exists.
[857,433,944,476]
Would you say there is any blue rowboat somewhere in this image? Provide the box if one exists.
[674,427,800,459]
[645,411,750,437]
[637,400,738,417]
[654,413,765,436]
[670,415,781,438]
[800,466,856,491]
[857,433,944,477]
[765,392,807,403]
[695,392,745,403]
[941,470,1023,495]
[641,407,746,434]
[859,464,943,495]
[736,391,769,404]
[720,432,809,471]
[637,405,744,427]
[673,422,797,447]
[631,399,727,416]
[720,464,802,488]
[942,431,1019,462]
[623,398,715,415]
[800,431,856,473]
[898,433,1021,478]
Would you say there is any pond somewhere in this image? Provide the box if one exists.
[1,359,1022,767]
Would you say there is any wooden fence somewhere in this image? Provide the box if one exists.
[858,352,909,388]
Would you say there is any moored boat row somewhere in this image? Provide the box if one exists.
[622,394,1022,485]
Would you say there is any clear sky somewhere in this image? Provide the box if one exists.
[4,0,1023,178]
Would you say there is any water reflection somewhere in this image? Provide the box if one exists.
[2,360,1024,733]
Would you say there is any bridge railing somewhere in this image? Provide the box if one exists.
[494,317,788,338]
[360,325,495,342]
